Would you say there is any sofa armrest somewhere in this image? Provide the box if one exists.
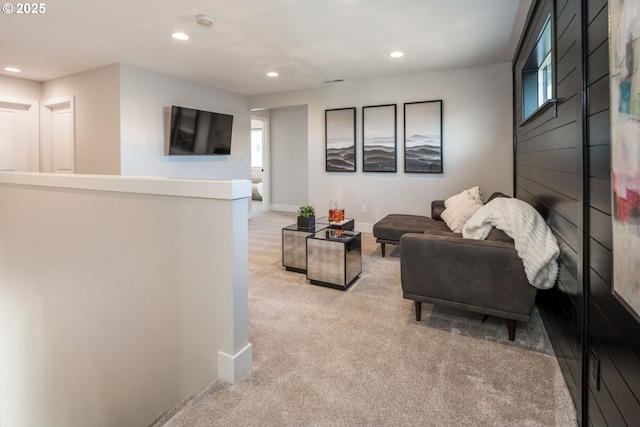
[431,200,446,220]
[400,233,536,319]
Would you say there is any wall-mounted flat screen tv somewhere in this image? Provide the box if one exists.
[169,105,233,155]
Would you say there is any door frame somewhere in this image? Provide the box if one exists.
[40,96,75,173]
[0,95,40,172]
[251,115,270,210]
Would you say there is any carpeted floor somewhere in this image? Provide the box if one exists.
[165,210,577,427]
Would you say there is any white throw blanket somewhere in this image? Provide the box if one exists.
[462,197,560,289]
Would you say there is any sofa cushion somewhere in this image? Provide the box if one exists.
[431,200,446,221]
[441,186,484,233]
[423,228,461,238]
[485,227,514,243]
[422,219,456,235]
[487,192,510,203]
[373,214,442,242]
[479,193,514,243]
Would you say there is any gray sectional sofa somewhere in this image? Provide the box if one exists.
[374,193,537,341]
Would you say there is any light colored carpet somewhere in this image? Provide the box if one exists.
[164,210,577,427]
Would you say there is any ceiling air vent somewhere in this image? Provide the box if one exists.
[196,14,215,28]
[323,79,345,84]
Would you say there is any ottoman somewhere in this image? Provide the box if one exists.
[373,214,450,256]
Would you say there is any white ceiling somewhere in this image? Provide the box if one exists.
[0,0,532,96]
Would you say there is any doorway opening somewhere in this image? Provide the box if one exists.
[251,116,269,213]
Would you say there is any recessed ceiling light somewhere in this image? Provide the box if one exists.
[4,67,21,73]
[171,32,190,41]
[266,72,279,77]
[389,51,404,58]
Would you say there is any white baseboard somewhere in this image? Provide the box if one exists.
[270,204,298,213]
[218,343,252,384]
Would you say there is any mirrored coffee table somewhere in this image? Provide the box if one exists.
[282,220,329,273]
[282,217,355,273]
[306,229,362,290]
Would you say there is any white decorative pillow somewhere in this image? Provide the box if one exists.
[441,186,483,233]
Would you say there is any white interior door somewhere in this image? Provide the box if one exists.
[41,96,75,173]
[50,105,74,173]
[0,97,39,172]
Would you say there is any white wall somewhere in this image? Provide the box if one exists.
[269,105,308,210]
[2,63,252,180]
[0,74,42,99]
[120,63,251,180]
[42,64,121,175]
[0,172,251,427]
[249,63,514,231]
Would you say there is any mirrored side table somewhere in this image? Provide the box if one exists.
[282,221,329,273]
[306,229,362,290]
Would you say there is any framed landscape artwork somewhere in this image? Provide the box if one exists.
[362,104,397,172]
[325,107,356,172]
[403,100,443,173]
[610,0,640,319]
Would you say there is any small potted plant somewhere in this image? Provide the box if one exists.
[297,205,316,230]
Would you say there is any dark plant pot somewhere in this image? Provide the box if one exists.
[297,215,315,230]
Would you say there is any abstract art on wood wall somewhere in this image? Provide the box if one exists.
[610,0,640,319]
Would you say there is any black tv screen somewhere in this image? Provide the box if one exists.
[169,106,233,155]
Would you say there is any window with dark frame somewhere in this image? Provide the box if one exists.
[522,13,553,121]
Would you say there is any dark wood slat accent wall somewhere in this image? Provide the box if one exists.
[585,0,640,425]
[515,0,584,416]
[514,1,640,426]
